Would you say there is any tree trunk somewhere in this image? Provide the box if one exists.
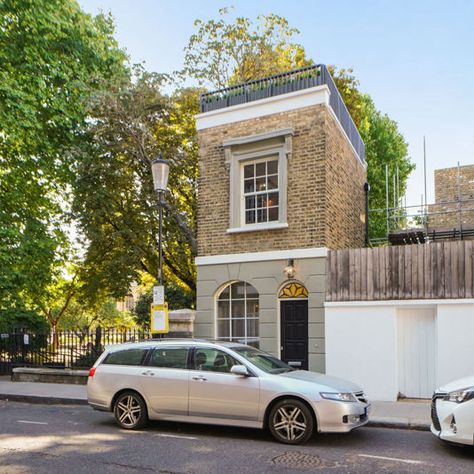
[51,321,59,351]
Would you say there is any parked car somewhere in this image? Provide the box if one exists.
[87,339,370,444]
[431,375,474,446]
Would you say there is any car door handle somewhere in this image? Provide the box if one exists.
[141,370,155,376]
[192,375,207,381]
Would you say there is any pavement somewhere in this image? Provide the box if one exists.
[0,376,431,431]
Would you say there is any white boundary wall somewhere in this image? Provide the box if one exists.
[325,300,474,401]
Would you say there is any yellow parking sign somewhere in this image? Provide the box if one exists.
[150,303,169,333]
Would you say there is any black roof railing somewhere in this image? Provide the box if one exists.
[199,64,365,162]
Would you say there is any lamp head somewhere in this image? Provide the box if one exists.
[151,154,170,192]
[284,258,296,279]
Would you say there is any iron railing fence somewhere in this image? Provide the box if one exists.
[199,64,365,162]
[0,328,152,375]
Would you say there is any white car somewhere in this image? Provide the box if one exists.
[431,375,474,445]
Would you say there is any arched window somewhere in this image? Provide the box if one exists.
[217,281,259,348]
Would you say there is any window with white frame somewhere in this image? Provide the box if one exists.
[217,281,259,348]
[224,128,292,232]
[242,157,279,225]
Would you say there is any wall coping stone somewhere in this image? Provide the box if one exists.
[12,367,89,385]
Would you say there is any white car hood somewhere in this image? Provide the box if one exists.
[439,375,474,393]
[279,370,362,393]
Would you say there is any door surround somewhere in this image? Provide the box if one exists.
[278,281,309,369]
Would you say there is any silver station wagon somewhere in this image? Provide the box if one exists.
[87,339,370,444]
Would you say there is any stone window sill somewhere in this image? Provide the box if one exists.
[226,222,289,234]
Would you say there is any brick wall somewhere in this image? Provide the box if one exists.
[428,165,474,229]
[325,111,366,248]
[197,104,366,256]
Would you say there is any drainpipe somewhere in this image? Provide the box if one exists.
[364,182,370,247]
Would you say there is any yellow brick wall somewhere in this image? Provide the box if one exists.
[197,104,366,256]
[428,165,474,230]
[325,111,366,248]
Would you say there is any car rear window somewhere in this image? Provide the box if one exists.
[103,348,148,366]
[148,347,189,369]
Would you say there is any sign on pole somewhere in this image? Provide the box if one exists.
[153,285,164,305]
[150,303,169,333]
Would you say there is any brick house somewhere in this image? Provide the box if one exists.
[194,65,366,372]
[428,164,474,236]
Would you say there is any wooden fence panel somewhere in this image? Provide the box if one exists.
[326,241,474,301]
[465,241,473,298]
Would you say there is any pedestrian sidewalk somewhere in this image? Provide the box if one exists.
[0,378,87,405]
[369,399,431,431]
[0,378,431,430]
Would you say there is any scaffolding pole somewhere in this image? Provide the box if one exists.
[386,164,389,235]
[423,136,427,225]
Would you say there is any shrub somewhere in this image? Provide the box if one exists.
[0,308,49,333]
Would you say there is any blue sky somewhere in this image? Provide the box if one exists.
[79,0,474,207]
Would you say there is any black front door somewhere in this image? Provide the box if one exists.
[280,300,308,370]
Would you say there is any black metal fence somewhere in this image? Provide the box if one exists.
[199,64,365,162]
[0,328,152,375]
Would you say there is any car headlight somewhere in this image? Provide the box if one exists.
[444,387,474,403]
[320,392,357,402]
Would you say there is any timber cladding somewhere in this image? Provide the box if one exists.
[326,241,474,301]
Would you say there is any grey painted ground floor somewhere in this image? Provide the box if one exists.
[194,248,327,372]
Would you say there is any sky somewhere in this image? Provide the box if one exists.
[79,0,474,208]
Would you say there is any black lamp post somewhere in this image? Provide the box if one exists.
[151,154,170,286]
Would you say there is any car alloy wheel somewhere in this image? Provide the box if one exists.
[269,399,314,444]
[114,391,148,430]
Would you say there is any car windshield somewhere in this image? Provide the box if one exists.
[233,347,295,374]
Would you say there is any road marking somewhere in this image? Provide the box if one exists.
[358,454,424,465]
[17,420,48,425]
[155,433,198,440]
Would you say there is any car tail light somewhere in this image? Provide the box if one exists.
[89,367,96,377]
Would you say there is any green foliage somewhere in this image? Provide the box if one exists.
[72,69,198,301]
[0,0,127,311]
[132,283,195,329]
[182,8,311,89]
[329,66,364,130]
[59,298,134,331]
[359,95,415,241]
[132,291,153,329]
[0,308,49,333]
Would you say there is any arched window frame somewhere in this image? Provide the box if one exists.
[278,281,308,299]
[216,281,259,348]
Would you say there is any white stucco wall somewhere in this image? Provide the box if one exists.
[325,300,474,402]
[325,304,398,401]
[437,304,474,386]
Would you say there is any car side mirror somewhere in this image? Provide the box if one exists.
[230,365,249,376]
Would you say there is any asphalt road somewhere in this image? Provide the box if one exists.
[0,401,472,473]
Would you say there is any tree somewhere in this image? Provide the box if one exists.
[182,8,311,89]
[0,0,127,312]
[59,298,134,332]
[0,308,49,333]
[72,70,199,301]
[359,95,414,241]
[33,269,79,335]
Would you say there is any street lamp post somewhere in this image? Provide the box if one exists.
[151,154,170,286]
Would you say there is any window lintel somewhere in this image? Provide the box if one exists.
[222,128,293,148]
[223,128,294,166]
